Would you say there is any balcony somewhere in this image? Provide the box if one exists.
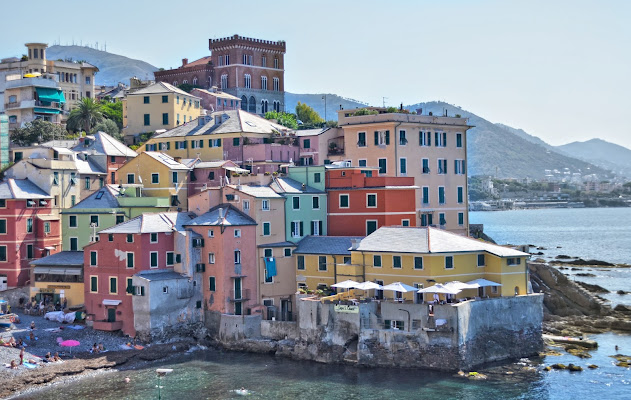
[92,320,123,331]
[229,289,251,302]
[336,263,363,278]
[6,77,59,90]
[5,100,63,110]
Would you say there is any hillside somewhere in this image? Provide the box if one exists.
[285,93,367,121]
[47,45,157,85]
[556,139,631,178]
[495,123,553,150]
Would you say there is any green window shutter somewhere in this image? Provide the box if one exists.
[385,130,390,145]
[233,137,240,146]
[209,277,216,291]
[199,140,203,148]
[217,138,221,146]
[91,277,97,292]
[458,187,463,203]
[299,221,304,237]
[443,132,447,147]
[434,132,439,146]
[110,278,117,293]
[162,113,169,125]
[0,220,6,234]
[319,220,323,235]
[374,131,379,145]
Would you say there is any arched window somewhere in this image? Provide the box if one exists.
[221,74,228,90]
[183,80,188,85]
[241,96,248,111]
[261,100,268,114]
[173,81,178,86]
[244,74,251,89]
[192,77,198,86]
[261,76,268,91]
[248,96,256,113]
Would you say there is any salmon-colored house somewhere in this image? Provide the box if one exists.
[326,166,418,236]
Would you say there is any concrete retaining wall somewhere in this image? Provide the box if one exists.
[261,320,299,340]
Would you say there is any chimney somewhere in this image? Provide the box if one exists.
[210,86,218,93]
[217,207,224,224]
[350,239,361,250]
[182,58,188,67]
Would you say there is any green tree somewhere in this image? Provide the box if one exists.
[10,119,68,146]
[353,108,378,116]
[264,111,298,130]
[177,83,199,93]
[66,98,103,132]
[101,101,123,129]
[91,119,120,139]
[295,102,324,125]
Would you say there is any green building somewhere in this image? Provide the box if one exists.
[286,165,326,192]
[61,184,170,251]
[269,176,327,243]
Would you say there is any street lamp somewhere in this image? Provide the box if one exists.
[322,95,327,122]
[156,368,173,400]
[398,308,411,332]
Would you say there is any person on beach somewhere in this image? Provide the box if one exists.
[53,352,61,362]
[9,360,17,369]
[91,343,99,354]
[98,343,105,352]
[8,337,16,347]
[30,321,35,330]
[43,352,51,363]
[19,347,24,365]
[16,338,23,348]
[28,331,36,341]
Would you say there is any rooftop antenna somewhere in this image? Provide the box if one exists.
[382,97,388,108]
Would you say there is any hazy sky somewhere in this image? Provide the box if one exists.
[4,0,630,148]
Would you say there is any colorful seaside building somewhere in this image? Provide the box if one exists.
[0,179,61,286]
[71,131,138,185]
[30,251,84,306]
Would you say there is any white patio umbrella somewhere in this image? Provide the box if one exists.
[466,278,502,287]
[382,282,418,293]
[331,279,360,289]
[353,281,383,290]
[444,281,479,290]
[417,284,462,295]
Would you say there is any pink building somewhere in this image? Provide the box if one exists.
[187,160,248,197]
[83,212,193,336]
[0,179,61,286]
[184,205,257,315]
[190,87,241,112]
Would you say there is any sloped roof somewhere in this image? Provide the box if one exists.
[30,251,84,266]
[39,140,78,149]
[129,81,197,97]
[294,127,331,137]
[75,158,106,175]
[135,269,188,281]
[269,177,324,194]
[355,227,529,257]
[192,88,240,100]
[73,131,137,158]
[185,204,256,227]
[230,184,283,198]
[0,179,51,199]
[67,184,121,209]
[100,212,194,234]
[185,56,213,68]
[293,236,364,255]
[143,152,191,170]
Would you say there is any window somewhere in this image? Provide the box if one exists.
[53,172,59,185]
[456,133,462,148]
[262,199,270,211]
[437,159,447,174]
[435,131,447,147]
[232,137,240,146]
[108,234,113,242]
[445,256,454,269]
[454,159,466,175]
[27,244,33,259]
[127,252,135,268]
[457,187,464,204]
[208,229,214,238]
[144,114,150,126]
[261,76,268,90]
[26,218,33,233]
[284,248,292,257]
[127,234,134,243]
[151,173,159,184]
[234,250,241,264]
[90,251,97,266]
[314,173,321,183]
[209,277,216,291]
[127,174,135,184]
[90,276,98,293]
[221,74,228,90]
[150,252,158,268]
[421,213,433,227]
[399,130,407,145]
[234,229,241,238]
[507,257,522,266]
[477,254,486,267]
[172,172,178,183]
[458,212,464,226]
[312,196,320,210]
[263,222,271,236]
[69,215,77,228]
[167,252,174,266]
[422,187,429,205]
[244,74,251,89]
[414,257,423,270]
[143,96,150,104]
[110,277,118,294]
[162,113,169,125]
[116,215,124,224]
[99,177,104,188]
[439,213,447,226]
[374,130,390,146]
[366,220,377,235]
[419,131,431,146]
[126,278,134,295]
[71,195,76,207]
[0,220,5,234]
[291,221,304,238]
[422,158,430,174]
[90,215,99,227]
[393,256,402,268]
[291,196,300,210]
[318,256,327,271]
[373,255,382,268]
[378,158,387,174]
[162,95,168,103]
[401,219,410,227]
[297,255,305,270]
[367,194,377,208]
[339,194,349,208]
[70,237,78,251]
[264,248,273,258]
[274,58,279,68]
[310,220,322,236]
[273,77,279,91]
[208,253,215,264]
[399,158,407,174]
[438,187,445,204]
[357,132,366,147]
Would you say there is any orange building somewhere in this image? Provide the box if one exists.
[325,166,417,236]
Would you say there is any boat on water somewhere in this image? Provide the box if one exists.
[542,334,598,348]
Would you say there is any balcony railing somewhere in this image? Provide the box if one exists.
[229,289,251,301]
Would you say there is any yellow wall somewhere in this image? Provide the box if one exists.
[139,132,239,161]
[31,282,84,307]
[123,92,202,136]
[296,254,338,291]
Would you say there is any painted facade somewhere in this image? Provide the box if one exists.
[30,251,84,307]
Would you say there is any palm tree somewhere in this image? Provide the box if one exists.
[67,98,103,133]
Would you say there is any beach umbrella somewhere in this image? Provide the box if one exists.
[353,281,383,291]
[381,282,418,292]
[417,284,462,295]
[331,279,360,289]
[466,278,502,287]
[444,281,479,290]
[60,339,80,354]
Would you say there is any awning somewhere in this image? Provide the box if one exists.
[36,87,65,103]
[37,215,59,221]
[34,107,61,114]
[33,267,82,276]
[103,299,122,306]
[224,166,250,173]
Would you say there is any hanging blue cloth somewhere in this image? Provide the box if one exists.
[265,257,277,279]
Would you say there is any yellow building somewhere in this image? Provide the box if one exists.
[295,227,530,301]
[115,152,192,210]
[30,251,84,307]
[122,82,202,144]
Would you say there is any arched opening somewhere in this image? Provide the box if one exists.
[241,96,248,111]
[514,286,519,296]
[248,96,256,113]
[261,100,268,114]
